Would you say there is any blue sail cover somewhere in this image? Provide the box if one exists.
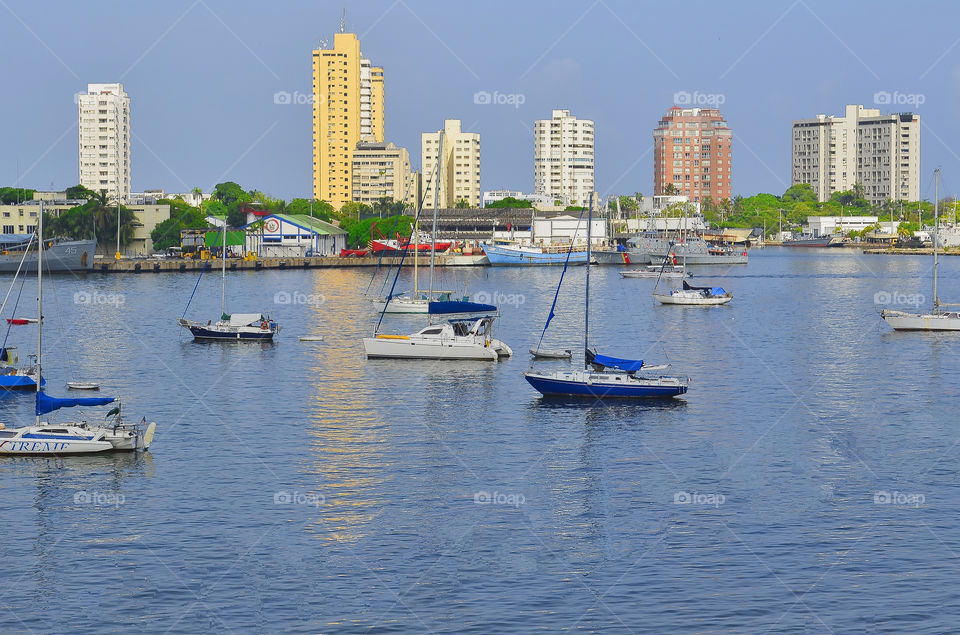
[428,301,497,314]
[36,390,115,416]
[587,351,645,372]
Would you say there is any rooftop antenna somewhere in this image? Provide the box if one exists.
[340,8,346,33]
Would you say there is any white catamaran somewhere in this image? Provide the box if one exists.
[0,202,156,456]
[882,168,960,331]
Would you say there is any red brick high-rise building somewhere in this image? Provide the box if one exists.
[653,106,732,203]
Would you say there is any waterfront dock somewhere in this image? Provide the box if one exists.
[93,254,485,272]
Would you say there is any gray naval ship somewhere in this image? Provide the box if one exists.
[0,235,96,272]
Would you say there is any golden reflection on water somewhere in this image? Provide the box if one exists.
[303,268,385,545]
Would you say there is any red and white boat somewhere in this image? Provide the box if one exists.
[370,238,455,253]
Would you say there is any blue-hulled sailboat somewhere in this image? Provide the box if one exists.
[523,195,689,399]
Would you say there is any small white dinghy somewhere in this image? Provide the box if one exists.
[529,348,572,359]
[67,382,100,390]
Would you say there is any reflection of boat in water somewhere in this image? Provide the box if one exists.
[0,236,95,272]
[481,242,588,265]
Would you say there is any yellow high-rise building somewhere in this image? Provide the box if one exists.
[312,32,384,209]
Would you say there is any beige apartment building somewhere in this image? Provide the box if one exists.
[351,142,418,208]
[78,83,130,203]
[312,32,384,209]
[534,109,594,207]
[421,120,481,209]
[792,104,920,204]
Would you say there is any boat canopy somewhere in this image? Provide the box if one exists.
[585,349,644,372]
[36,390,115,416]
[428,300,497,315]
[225,313,265,327]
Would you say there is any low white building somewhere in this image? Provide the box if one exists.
[482,189,523,207]
[805,215,878,236]
[531,215,606,245]
[245,213,348,257]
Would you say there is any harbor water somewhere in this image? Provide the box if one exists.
[1,247,959,632]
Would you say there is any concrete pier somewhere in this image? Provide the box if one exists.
[92,254,487,273]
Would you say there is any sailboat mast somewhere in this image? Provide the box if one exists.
[584,193,593,367]
[934,168,940,313]
[36,201,43,425]
[413,220,419,296]
[429,130,443,296]
[221,221,226,316]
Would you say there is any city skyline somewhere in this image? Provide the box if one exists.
[2,1,959,202]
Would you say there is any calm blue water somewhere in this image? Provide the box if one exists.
[1,248,960,633]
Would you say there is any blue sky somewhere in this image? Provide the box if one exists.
[2,0,960,201]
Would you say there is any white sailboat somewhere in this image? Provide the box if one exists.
[178,223,280,340]
[652,221,731,305]
[882,168,960,331]
[0,202,156,456]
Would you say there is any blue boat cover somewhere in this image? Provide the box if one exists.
[428,301,497,314]
[682,280,726,296]
[36,390,115,416]
[587,350,644,372]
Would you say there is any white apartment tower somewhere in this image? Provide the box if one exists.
[534,109,595,206]
[78,83,130,202]
[792,104,919,205]
[421,120,481,208]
